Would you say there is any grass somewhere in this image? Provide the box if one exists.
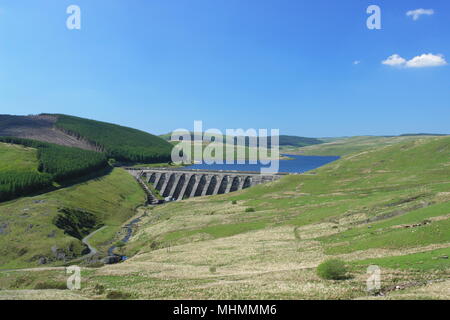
[286,135,442,156]
[352,247,450,271]
[0,168,146,269]
[87,135,448,299]
[1,135,449,299]
[0,143,39,172]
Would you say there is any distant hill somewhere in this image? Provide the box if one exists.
[400,133,449,137]
[0,114,174,163]
[294,135,448,156]
[160,132,324,148]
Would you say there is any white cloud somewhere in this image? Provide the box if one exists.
[382,54,406,66]
[382,53,448,68]
[406,8,434,21]
[353,60,361,65]
[405,53,448,68]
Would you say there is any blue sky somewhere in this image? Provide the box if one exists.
[0,0,449,137]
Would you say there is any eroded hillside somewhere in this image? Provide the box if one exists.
[0,115,99,151]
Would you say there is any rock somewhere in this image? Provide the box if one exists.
[0,223,9,235]
[51,246,66,261]
[47,230,56,238]
[38,257,47,265]
[439,255,448,259]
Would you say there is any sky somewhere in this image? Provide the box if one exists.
[0,0,449,137]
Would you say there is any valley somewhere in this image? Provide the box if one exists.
[0,116,448,300]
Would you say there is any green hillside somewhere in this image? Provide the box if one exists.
[0,168,145,269]
[287,135,442,156]
[1,136,448,299]
[51,114,173,163]
[0,138,108,202]
[70,136,448,299]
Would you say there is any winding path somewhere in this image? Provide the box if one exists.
[81,226,107,257]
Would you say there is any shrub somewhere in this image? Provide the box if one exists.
[93,283,105,294]
[34,281,67,290]
[245,207,255,213]
[231,200,237,205]
[53,208,101,240]
[106,290,132,300]
[11,275,35,289]
[88,261,105,268]
[316,259,348,280]
[209,266,217,273]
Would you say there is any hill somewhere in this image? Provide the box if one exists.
[0,168,145,269]
[0,114,98,151]
[0,114,174,163]
[287,135,445,156]
[1,135,448,299]
[160,132,323,148]
[41,135,446,300]
[0,138,108,202]
[50,114,173,163]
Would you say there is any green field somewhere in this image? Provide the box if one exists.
[0,143,39,172]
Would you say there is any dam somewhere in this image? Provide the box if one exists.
[127,168,286,203]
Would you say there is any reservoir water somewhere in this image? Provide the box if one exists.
[184,154,340,174]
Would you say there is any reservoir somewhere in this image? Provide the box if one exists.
[184,154,340,174]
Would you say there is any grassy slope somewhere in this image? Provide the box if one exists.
[70,135,449,299]
[1,136,448,299]
[0,168,145,269]
[284,135,435,156]
[0,143,39,172]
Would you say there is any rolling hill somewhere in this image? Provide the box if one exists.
[45,135,446,300]
[51,114,173,163]
[0,120,448,299]
[0,114,174,201]
[161,131,324,148]
[0,114,174,163]
[286,135,448,156]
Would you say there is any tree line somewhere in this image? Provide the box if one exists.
[51,114,173,163]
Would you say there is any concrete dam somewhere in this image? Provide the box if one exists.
[127,168,285,203]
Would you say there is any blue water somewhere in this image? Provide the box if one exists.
[184,154,340,174]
